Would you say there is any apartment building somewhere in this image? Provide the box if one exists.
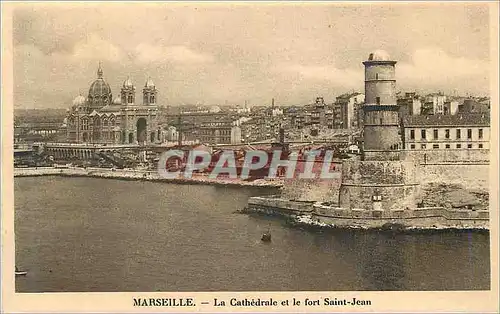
[333,92,365,129]
[402,113,490,150]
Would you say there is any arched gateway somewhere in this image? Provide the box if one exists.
[136,118,147,145]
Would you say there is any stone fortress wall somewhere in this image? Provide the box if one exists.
[279,161,489,204]
[403,149,489,164]
[338,159,420,210]
[247,196,489,230]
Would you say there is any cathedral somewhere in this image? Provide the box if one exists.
[65,64,162,144]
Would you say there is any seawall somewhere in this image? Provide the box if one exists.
[245,197,489,231]
[13,167,284,188]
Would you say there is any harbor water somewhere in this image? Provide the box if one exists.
[15,176,490,292]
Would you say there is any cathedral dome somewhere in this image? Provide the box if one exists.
[89,79,112,96]
[123,76,134,88]
[73,95,86,106]
[112,96,122,105]
[368,50,391,61]
[87,64,113,109]
[88,64,112,97]
[145,77,155,88]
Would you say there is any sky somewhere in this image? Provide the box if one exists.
[12,2,492,109]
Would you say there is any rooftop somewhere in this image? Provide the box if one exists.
[403,113,490,127]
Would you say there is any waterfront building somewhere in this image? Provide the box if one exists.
[14,109,67,143]
[15,119,65,143]
[333,92,365,129]
[240,113,284,143]
[64,64,162,145]
[236,100,289,143]
[169,111,243,145]
[402,113,490,150]
[285,97,335,131]
[196,118,242,145]
[240,115,269,142]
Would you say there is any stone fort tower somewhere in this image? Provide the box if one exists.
[362,50,402,161]
[338,50,420,211]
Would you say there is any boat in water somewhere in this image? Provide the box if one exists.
[15,266,27,277]
[261,231,272,242]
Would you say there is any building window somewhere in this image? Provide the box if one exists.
[421,144,426,149]
[433,129,438,139]
[467,144,472,149]
[456,129,461,139]
[445,129,450,139]
[467,129,472,139]
[445,144,450,149]
[433,144,439,149]
[478,144,483,148]
[128,95,133,103]
[410,129,415,140]
[479,129,483,139]
[376,73,379,80]
[81,119,88,130]
[456,144,462,149]
[376,97,380,105]
[410,144,415,149]
[421,129,426,139]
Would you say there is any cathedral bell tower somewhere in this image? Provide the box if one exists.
[143,77,157,105]
[121,77,135,105]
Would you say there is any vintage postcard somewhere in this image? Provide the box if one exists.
[2,1,499,313]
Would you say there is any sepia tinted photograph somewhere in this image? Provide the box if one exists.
[8,2,494,299]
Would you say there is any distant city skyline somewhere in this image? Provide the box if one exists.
[13,3,491,109]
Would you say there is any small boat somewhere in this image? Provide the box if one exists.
[15,266,27,277]
[261,231,272,242]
